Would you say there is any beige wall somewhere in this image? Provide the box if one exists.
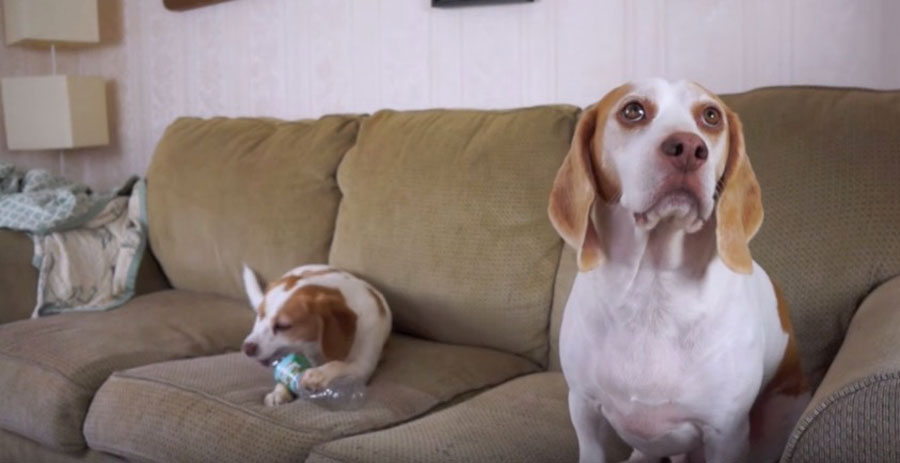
[1,0,899,189]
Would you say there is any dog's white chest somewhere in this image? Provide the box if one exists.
[561,267,765,450]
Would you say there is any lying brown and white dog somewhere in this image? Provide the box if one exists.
[550,79,810,462]
[241,264,391,406]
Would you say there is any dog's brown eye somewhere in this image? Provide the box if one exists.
[273,321,292,333]
[702,107,721,127]
[621,102,645,122]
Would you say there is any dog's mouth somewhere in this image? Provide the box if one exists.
[634,189,705,232]
[257,347,297,367]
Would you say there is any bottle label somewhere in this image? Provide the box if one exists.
[273,353,312,395]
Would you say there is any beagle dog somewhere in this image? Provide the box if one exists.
[241,264,391,406]
[550,79,810,463]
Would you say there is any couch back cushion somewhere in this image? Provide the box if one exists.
[722,88,900,387]
[147,116,359,300]
[329,106,578,365]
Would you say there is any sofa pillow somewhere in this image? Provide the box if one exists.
[329,106,578,365]
[147,116,359,300]
[722,88,900,387]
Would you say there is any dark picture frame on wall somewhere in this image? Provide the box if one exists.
[163,0,234,11]
[433,0,534,7]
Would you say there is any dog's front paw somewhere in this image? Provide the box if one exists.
[300,368,331,392]
[264,384,294,407]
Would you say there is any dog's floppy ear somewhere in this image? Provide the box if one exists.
[242,264,265,310]
[311,291,358,361]
[715,109,763,274]
[548,87,627,271]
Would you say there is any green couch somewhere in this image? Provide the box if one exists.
[1,86,898,462]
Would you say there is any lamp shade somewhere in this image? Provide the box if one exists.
[1,75,109,150]
[3,0,99,46]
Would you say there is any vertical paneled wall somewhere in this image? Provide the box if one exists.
[1,0,898,189]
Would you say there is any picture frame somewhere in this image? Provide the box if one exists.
[163,0,234,11]
[432,0,534,7]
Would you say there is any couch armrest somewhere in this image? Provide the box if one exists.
[0,230,170,325]
[0,230,39,324]
[782,275,900,463]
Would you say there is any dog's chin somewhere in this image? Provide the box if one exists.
[633,191,707,233]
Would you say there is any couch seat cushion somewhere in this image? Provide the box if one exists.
[0,428,125,463]
[0,290,253,452]
[329,106,579,365]
[83,335,538,463]
[147,115,360,300]
[308,372,629,463]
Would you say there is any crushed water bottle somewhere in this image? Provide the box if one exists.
[272,353,367,411]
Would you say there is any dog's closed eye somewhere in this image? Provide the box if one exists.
[273,321,292,333]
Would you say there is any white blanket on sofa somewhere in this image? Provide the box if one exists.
[0,162,147,317]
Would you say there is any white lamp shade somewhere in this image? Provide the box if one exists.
[3,0,99,46]
[1,75,109,150]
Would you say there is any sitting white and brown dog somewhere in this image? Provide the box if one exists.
[240,264,391,407]
[550,79,810,463]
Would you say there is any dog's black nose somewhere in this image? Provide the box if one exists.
[242,342,258,357]
[660,132,708,172]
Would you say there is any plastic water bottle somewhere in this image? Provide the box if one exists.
[272,354,367,411]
